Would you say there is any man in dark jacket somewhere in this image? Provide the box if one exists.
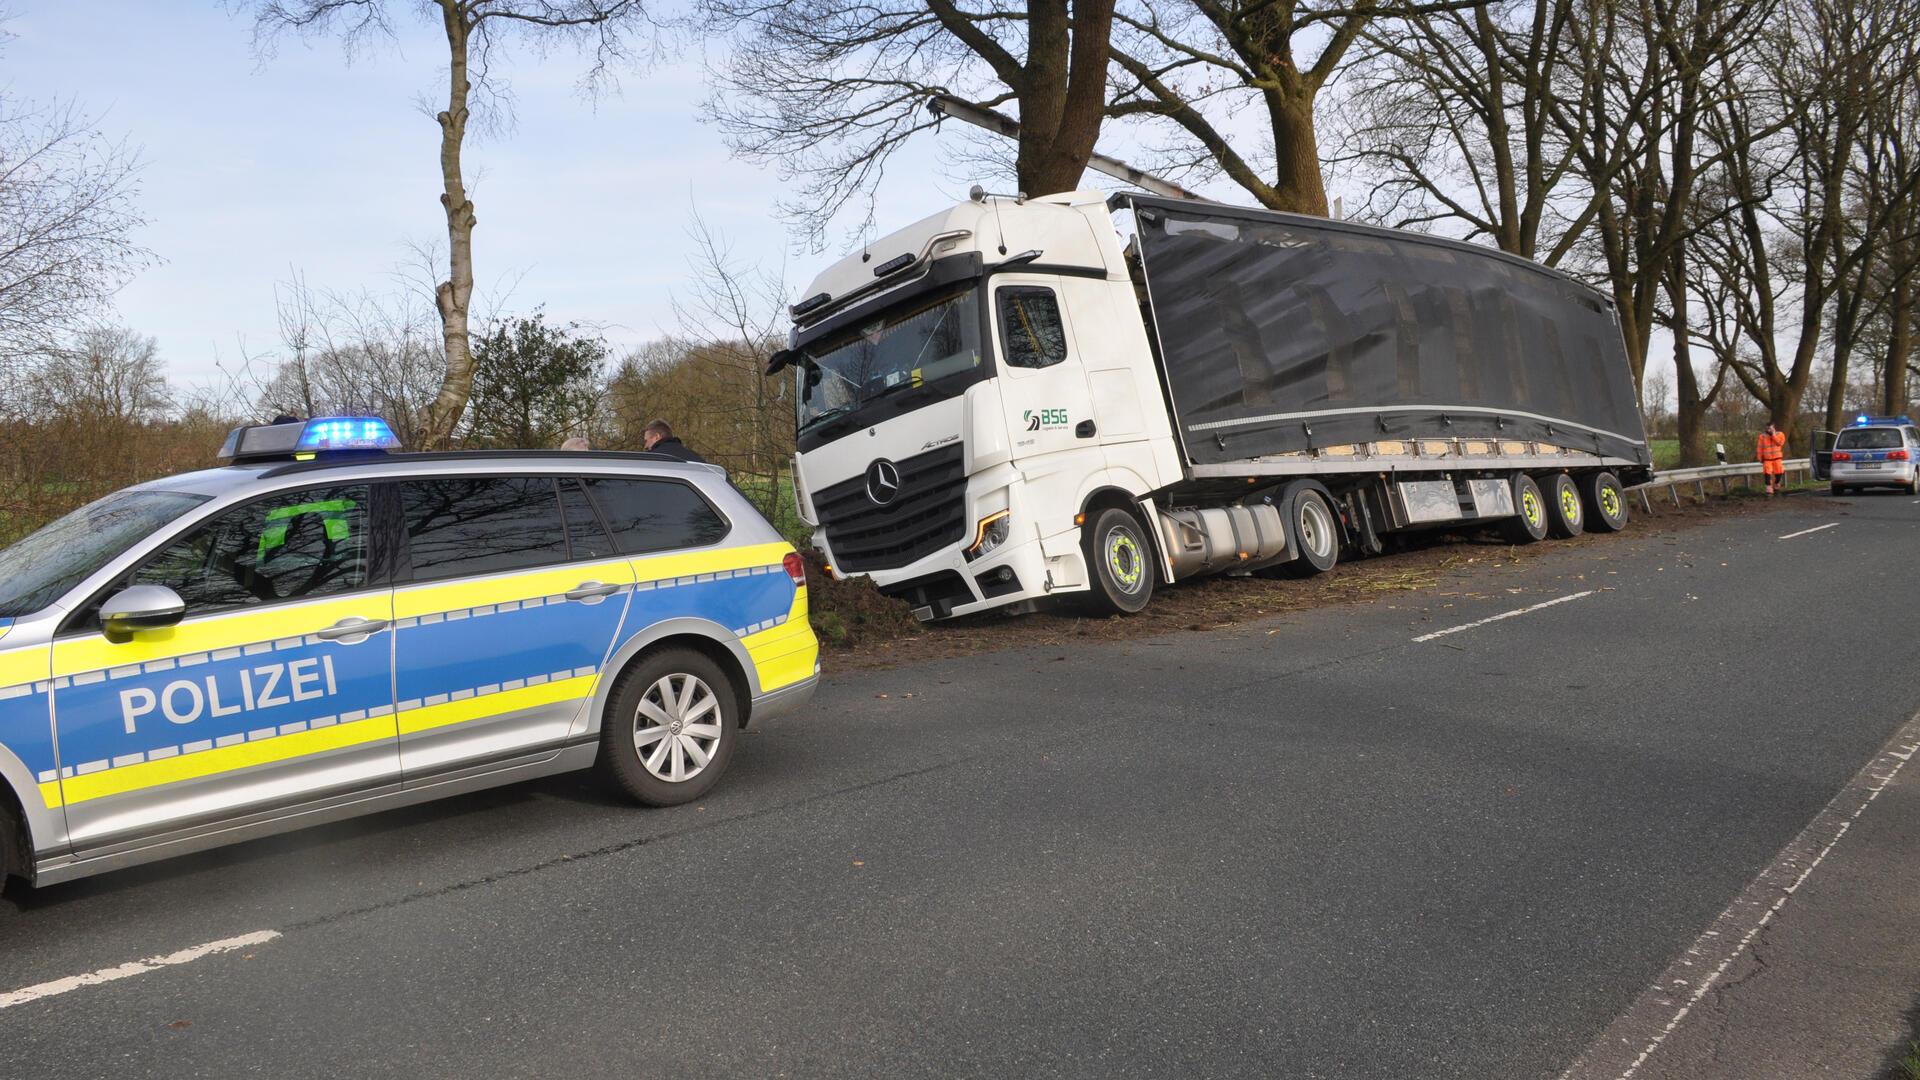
[642,419,708,464]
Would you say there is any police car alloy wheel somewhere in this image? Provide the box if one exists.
[600,649,741,806]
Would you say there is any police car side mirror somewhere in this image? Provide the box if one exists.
[101,585,187,643]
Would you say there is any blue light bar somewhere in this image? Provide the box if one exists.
[219,415,402,462]
[1851,414,1914,427]
[296,417,400,452]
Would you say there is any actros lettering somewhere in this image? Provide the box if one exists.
[118,655,339,734]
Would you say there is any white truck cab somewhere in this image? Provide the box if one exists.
[779,191,1182,618]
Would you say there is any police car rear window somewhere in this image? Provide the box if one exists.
[1835,428,1902,449]
[584,478,729,555]
[401,477,569,581]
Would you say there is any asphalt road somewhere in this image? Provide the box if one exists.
[3,490,1916,1079]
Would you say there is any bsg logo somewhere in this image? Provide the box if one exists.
[118,656,340,734]
[1024,408,1069,431]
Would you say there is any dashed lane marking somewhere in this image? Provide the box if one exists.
[1778,522,1840,540]
[1412,591,1596,643]
[0,930,281,1010]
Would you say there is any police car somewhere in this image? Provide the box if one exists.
[1829,415,1920,495]
[0,418,819,886]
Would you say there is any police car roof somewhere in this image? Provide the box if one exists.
[126,450,719,500]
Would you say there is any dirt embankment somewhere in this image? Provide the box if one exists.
[803,489,1798,671]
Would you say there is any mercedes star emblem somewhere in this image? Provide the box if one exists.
[865,458,902,506]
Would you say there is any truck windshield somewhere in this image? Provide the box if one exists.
[796,285,982,432]
[0,489,209,618]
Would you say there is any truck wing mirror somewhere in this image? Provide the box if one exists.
[765,348,801,376]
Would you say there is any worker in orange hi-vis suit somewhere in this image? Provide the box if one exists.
[1757,423,1788,494]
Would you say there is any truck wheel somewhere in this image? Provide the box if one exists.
[1081,507,1155,614]
[1283,486,1340,576]
[1545,473,1585,538]
[597,647,740,807]
[1501,474,1549,544]
[1581,471,1629,532]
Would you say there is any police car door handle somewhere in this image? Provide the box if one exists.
[565,581,623,603]
[316,616,389,642]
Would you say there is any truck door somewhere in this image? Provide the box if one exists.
[993,277,1098,460]
[49,482,399,854]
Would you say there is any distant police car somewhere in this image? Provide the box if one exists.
[0,418,818,886]
[1830,415,1920,495]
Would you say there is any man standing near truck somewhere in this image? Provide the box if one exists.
[1758,423,1788,494]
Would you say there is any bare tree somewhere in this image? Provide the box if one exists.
[250,276,449,446]
[1692,0,1920,435]
[1331,0,1601,260]
[0,91,151,375]
[701,0,1117,240]
[30,325,171,424]
[1106,0,1479,217]
[604,214,796,522]
[245,0,657,446]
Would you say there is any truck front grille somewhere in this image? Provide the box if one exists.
[814,443,967,573]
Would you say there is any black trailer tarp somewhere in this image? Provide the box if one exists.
[1118,195,1651,468]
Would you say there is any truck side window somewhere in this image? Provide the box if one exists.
[999,286,1068,369]
[131,484,370,615]
[583,478,729,555]
[399,476,569,582]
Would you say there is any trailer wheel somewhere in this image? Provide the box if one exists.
[1282,485,1340,576]
[1501,474,1550,544]
[1080,507,1155,615]
[1545,473,1585,538]
[1581,471,1630,532]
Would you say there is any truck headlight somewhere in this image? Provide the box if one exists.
[964,510,1011,561]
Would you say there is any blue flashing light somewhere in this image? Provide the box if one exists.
[296,417,401,452]
[1850,414,1914,427]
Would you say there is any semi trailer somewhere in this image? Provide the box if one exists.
[769,190,1652,620]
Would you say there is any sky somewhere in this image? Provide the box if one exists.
[5,3,1684,408]
[2,0,997,390]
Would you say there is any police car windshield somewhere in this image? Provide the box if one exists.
[0,489,210,618]
[1835,428,1903,450]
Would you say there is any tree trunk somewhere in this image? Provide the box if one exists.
[1825,296,1855,434]
[1265,91,1330,216]
[1885,277,1913,417]
[1012,0,1116,197]
[423,1,478,448]
[1665,254,1712,467]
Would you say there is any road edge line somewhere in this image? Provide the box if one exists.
[1556,708,1920,1080]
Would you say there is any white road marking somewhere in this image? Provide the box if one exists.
[1777,522,1840,540]
[0,930,280,1010]
[1412,591,1595,643]
[1557,708,1920,1080]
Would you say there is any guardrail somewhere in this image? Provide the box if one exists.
[1627,458,1814,511]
